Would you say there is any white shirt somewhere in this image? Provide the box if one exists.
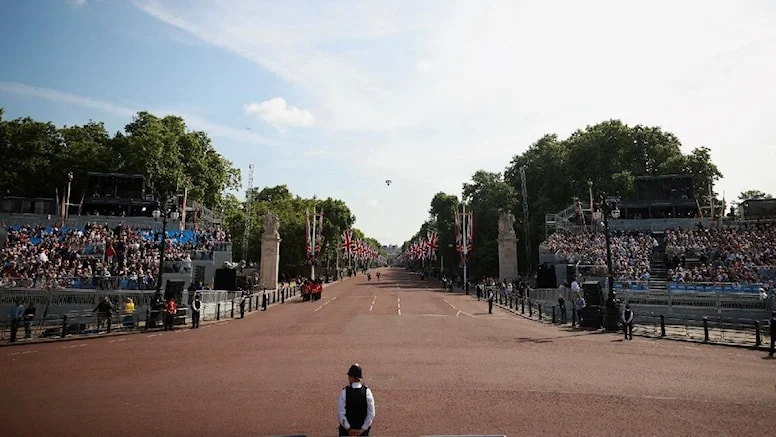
[337,381,375,431]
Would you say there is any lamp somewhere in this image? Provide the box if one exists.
[152,208,161,220]
[611,207,621,219]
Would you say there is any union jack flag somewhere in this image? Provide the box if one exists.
[426,231,438,260]
[341,230,354,257]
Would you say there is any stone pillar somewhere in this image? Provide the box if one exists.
[259,213,281,291]
[497,211,519,281]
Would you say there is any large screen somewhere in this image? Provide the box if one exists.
[635,176,694,202]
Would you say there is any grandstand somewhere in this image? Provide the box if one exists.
[541,176,775,302]
[0,172,233,297]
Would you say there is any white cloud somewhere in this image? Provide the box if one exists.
[245,97,315,131]
[130,0,776,243]
[0,81,279,148]
[302,149,324,157]
[367,199,380,208]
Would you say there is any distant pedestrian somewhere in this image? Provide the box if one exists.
[337,363,376,436]
[23,302,36,339]
[191,293,202,328]
[239,293,246,319]
[8,300,23,342]
[164,298,177,331]
[558,295,567,323]
[621,304,634,340]
[769,310,776,358]
[574,294,586,327]
[487,288,494,314]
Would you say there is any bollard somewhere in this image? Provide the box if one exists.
[755,320,761,346]
[263,293,268,311]
[231,301,235,318]
[217,303,221,321]
[660,314,666,337]
[572,307,576,326]
[145,309,150,331]
[282,290,285,304]
[552,305,556,324]
[61,314,68,338]
[107,316,111,333]
[538,303,542,321]
[248,296,252,312]
[521,298,525,314]
[528,300,533,317]
[702,317,709,343]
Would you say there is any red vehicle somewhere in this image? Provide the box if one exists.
[301,280,323,301]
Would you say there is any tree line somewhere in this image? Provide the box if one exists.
[403,119,770,279]
[0,108,383,274]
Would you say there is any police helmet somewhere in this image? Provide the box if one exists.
[347,363,362,379]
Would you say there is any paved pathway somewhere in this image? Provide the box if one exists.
[1,268,773,436]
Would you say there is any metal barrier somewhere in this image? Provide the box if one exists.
[1,285,299,343]
[484,288,774,351]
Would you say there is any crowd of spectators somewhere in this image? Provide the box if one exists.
[664,224,776,285]
[0,222,231,290]
[540,230,656,281]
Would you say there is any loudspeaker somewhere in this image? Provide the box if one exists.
[582,281,604,307]
[214,268,237,291]
[164,280,185,302]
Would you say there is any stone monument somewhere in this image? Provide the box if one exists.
[259,213,281,291]
[497,210,519,280]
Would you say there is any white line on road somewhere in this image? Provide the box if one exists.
[62,344,87,349]
[397,297,401,316]
[314,299,333,312]
[369,295,377,312]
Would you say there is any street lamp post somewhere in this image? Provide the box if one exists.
[599,195,621,331]
[152,206,180,301]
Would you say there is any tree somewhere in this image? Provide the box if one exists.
[0,108,240,210]
[406,119,725,275]
[463,171,516,278]
[738,190,772,201]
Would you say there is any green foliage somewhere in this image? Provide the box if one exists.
[737,190,772,201]
[0,108,240,209]
[405,119,731,277]
[223,185,380,275]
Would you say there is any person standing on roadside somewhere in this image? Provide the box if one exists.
[337,363,376,436]
[621,304,634,340]
[487,288,494,314]
[769,310,776,358]
[191,293,202,329]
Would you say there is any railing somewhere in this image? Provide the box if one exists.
[0,276,159,290]
[484,288,774,350]
[1,285,300,342]
[667,281,766,294]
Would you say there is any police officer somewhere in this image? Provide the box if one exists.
[337,363,376,436]
[769,310,776,358]
[239,292,247,318]
[621,304,634,340]
[487,288,494,314]
[191,293,202,329]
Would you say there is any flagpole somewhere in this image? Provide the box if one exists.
[461,193,468,288]
[311,202,316,280]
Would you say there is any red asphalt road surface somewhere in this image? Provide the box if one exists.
[1,268,774,436]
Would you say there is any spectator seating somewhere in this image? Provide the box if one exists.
[1,222,230,290]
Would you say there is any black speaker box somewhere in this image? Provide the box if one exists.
[214,268,237,291]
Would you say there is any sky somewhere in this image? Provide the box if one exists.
[1,0,775,245]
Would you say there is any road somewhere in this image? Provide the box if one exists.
[1,268,774,436]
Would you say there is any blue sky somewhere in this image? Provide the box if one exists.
[1,0,775,245]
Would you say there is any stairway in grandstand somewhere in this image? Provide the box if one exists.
[649,231,668,290]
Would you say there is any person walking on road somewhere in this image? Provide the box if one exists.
[621,304,634,340]
[487,288,494,314]
[337,363,375,436]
